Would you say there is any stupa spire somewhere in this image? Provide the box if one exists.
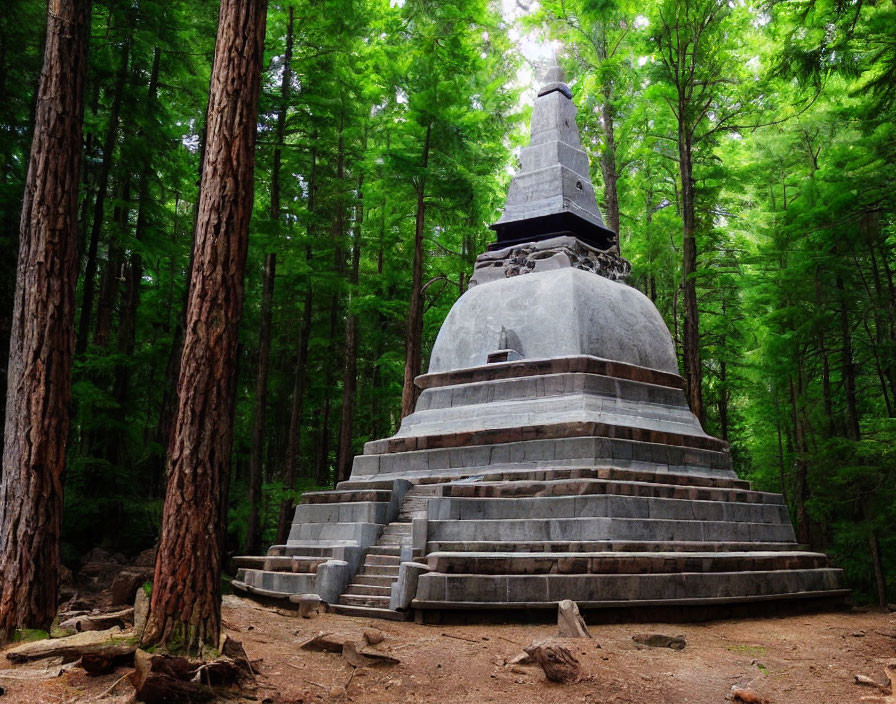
[490,54,617,251]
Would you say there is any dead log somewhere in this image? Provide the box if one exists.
[524,639,581,683]
[557,600,591,639]
[129,650,214,704]
[5,627,133,664]
[58,607,134,633]
[78,642,138,675]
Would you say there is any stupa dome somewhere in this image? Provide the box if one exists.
[428,266,678,374]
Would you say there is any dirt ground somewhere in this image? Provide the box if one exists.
[2,597,894,703]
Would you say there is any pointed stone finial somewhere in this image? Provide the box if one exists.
[490,45,617,251]
[539,51,572,98]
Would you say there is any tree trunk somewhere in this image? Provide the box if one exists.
[277,280,312,544]
[678,122,703,424]
[76,30,130,356]
[837,274,860,440]
[277,144,316,543]
[336,173,363,485]
[0,0,91,643]
[401,122,431,419]
[599,78,620,239]
[142,0,267,653]
[869,529,887,608]
[93,177,129,349]
[113,46,162,424]
[245,252,276,555]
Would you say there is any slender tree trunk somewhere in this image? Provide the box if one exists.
[790,370,811,546]
[401,122,431,418]
[277,149,316,544]
[598,78,620,239]
[76,31,130,356]
[277,279,312,544]
[336,172,363,485]
[245,252,276,555]
[142,0,267,652]
[837,274,860,440]
[93,178,129,348]
[0,0,91,643]
[869,529,887,607]
[315,117,347,486]
[678,121,703,424]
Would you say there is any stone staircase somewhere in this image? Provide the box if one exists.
[331,485,437,619]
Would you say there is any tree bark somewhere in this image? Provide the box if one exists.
[0,0,91,643]
[245,252,276,555]
[401,122,431,419]
[142,0,267,653]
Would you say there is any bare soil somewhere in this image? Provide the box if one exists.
[1,597,893,703]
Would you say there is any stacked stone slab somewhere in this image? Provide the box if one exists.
[233,58,846,618]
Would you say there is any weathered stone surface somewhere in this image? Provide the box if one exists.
[632,633,687,650]
[110,568,151,606]
[428,269,677,375]
[557,600,591,638]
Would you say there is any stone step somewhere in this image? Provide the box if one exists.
[268,544,347,557]
[364,554,400,566]
[359,564,401,577]
[291,501,390,525]
[427,517,796,544]
[232,580,291,600]
[426,540,803,553]
[329,604,410,621]
[353,575,396,587]
[350,437,734,482]
[345,584,392,596]
[441,477,782,505]
[301,489,392,504]
[428,495,789,524]
[338,594,392,609]
[366,545,401,556]
[414,568,845,605]
[287,521,381,544]
[425,551,830,576]
[232,555,327,572]
[236,568,316,594]
[341,465,750,493]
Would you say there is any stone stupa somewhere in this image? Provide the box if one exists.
[233,60,846,621]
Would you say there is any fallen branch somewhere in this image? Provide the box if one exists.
[441,632,479,644]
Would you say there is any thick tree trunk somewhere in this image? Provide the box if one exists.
[336,174,363,485]
[678,122,703,424]
[401,122,431,419]
[76,31,130,356]
[245,252,276,555]
[0,0,91,643]
[142,0,267,653]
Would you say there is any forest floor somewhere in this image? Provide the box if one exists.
[1,596,894,704]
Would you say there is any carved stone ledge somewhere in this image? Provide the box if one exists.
[469,235,631,288]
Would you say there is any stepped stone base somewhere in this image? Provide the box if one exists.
[233,355,845,619]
